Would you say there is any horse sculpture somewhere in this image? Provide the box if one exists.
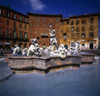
[13,45,21,55]
[22,39,41,57]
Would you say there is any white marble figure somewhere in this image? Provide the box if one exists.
[40,47,43,51]
[74,41,81,54]
[25,39,41,57]
[50,43,67,59]
[34,43,41,56]
[47,27,58,50]
[22,48,28,56]
[45,45,54,52]
[13,44,21,55]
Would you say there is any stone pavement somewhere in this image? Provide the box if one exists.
[0,57,100,96]
[0,58,12,80]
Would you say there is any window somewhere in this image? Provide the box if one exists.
[37,37,39,40]
[0,28,2,35]
[37,29,39,34]
[37,17,40,21]
[82,19,85,24]
[13,14,16,19]
[43,44,46,49]
[43,18,46,21]
[24,44,27,48]
[6,20,9,26]
[43,30,46,34]
[81,33,85,38]
[43,23,46,27]
[24,32,27,38]
[13,31,16,38]
[82,26,85,32]
[30,36,33,39]
[30,22,33,26]
[67,21,69,24]
[56,37,59,40]
[71,33,74,39]
[50,18,52,21]
[19,23,22,28]
[56,30,59,34]
[30,16,33,20]
[61,22,63,25]
[71,42,75,47]
[76,33,79,38]
[25,18,27,22]
[71,27,74,32]
[90,25,93,31]
[61,29,63,33]
[6,11,9,17]
[0,18,1,23]
[6,29,9,36]
[89,33,94,37]
[30,29,33,34]
[90,17,93,23]
[20,16,22,21]
[67,28,69,32]
[19,31,23,38]
[56,24,59,27]
[25,25,27,29]
[71,20,74,25]
[76,19,79,25]
[37,23,39,27]
[56,18,59,22]
[13,22,16,27]
[76,26,79,32]
[49,24,52,27]
[0,9,2,14]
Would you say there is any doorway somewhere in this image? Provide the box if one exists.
[89,42,93,49]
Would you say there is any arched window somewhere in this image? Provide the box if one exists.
[76,19,79,25]
[71,42,75,47]
[43,44,46,49]
[82,26,85,32]
[76,26,79,32]
[89,17,93,23]
[71,20,74,25]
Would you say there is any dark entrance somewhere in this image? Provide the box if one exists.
[90,42,93,49]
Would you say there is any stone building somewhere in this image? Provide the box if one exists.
[27,12,62,49]
[0,5,100,50]
[0,5,29,50]
[60,13,100,50]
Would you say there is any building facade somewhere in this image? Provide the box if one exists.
[27,12,62,49]
[0,5,29,50]
[60,13,100,50]
[0,5,100,50]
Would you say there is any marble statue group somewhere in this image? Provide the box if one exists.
[12,27,81,58]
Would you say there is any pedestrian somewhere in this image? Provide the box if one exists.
[0,48,3,55]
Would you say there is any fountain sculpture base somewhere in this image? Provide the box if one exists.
[8,55,81,74]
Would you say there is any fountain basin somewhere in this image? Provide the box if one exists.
[4,54,13,63]
[8,55,81,74]
[80,52,95,64]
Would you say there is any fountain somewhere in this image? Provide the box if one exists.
[5,27,95,74]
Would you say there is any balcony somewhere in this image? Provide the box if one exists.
[0,34,5,39]
[41,33,48,37]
